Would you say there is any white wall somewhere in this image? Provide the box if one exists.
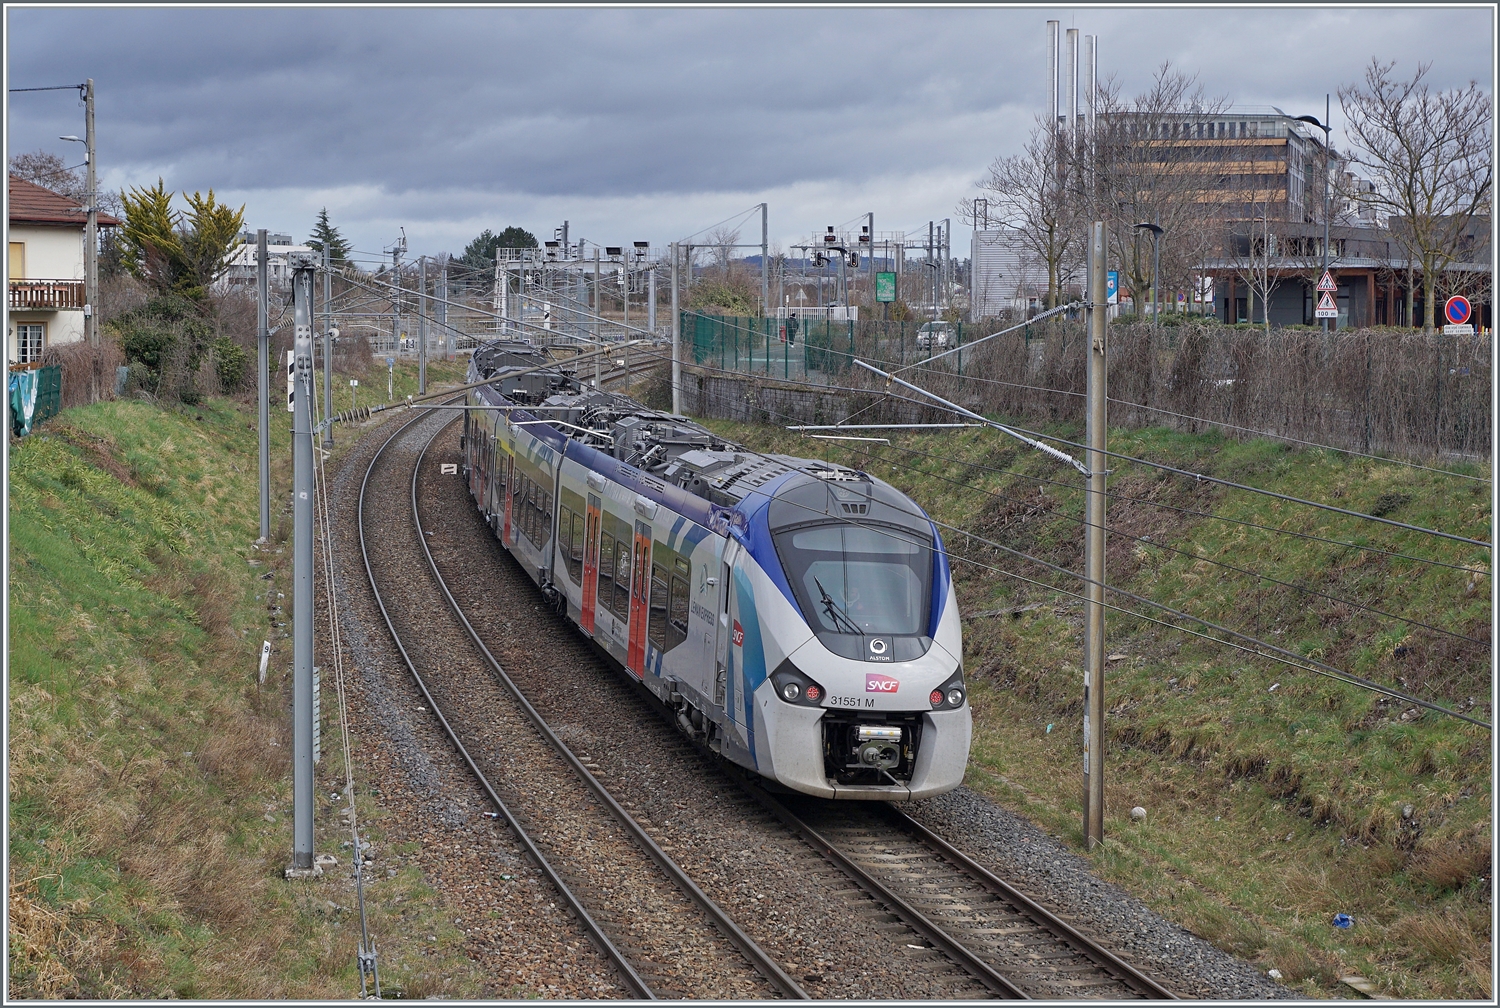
[8,223,87,355]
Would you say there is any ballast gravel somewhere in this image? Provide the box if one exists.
[315,405,1294,1000]
[910,788,1292,999]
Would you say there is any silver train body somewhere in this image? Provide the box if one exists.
[461,341,970,800]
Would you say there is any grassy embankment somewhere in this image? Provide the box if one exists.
[704,416,1491,1000]
[7,359,502,998]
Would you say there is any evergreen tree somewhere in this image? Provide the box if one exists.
[307,207,352,266]
[119,179,245,300]
[460,226,537,274]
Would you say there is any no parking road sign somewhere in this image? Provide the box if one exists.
[1445,295,1472,326]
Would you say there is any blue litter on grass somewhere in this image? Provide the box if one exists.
[1045,724,1054,734]
[1332,913,1354,929]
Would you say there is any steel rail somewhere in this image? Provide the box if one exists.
[357,403,655,1000]
[735,777,1029,1000]
[410,417,810,1001]
[885,805,1178,1000]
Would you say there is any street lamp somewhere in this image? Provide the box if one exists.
[1293,111,1333,332]
[1133,222,1163,331]
[60,125,97,352]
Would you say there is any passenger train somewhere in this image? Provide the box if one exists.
[460,340,970,800]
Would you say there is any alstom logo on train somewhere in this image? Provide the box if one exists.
[459,339,971,800]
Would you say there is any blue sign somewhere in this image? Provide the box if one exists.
[1106,271,1119,305]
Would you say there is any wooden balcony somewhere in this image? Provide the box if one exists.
[9,279,86,311]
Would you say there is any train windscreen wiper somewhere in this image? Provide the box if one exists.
[814,577,864,635]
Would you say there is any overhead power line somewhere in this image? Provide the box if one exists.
[825,436,1488,646]
[672,378,1491,730]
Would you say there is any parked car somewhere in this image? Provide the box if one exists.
[916,321,954,349]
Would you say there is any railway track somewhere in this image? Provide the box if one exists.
[748,786,1178,1000]
[401,414,1178,1001]
[358,403,805,1000]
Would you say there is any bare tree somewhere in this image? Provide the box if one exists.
[1340,59,1492,331]
[9,148,125,216]
[1223,203,1284,335]
[1091,65,1230,316]
[962,116,1083,310]
[707,225,741,278]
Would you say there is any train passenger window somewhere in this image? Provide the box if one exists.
[668,575,690,650]
[612,538,631,619]
[597,533,615,608]
[558,507,573,566]
[568,512,584,582]
[648,563,669,650]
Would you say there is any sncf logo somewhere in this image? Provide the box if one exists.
[732,620,744,647]
[866,674,900,694]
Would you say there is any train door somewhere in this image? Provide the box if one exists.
[469,412,486,503]
[501,450,515,545]
[626,520,653,678]
[580,492,603,634]
[714,541,739,715]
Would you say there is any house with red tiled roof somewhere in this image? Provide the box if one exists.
[7,174,121,364]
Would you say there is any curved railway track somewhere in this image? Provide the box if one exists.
[349,359,1179,1000]
[358,403,805,1000]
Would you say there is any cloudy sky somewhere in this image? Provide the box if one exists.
[6,5,1493,266]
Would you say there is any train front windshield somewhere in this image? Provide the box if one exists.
[773,523,932,636]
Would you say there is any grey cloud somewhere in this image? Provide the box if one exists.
[7,6,1490,256]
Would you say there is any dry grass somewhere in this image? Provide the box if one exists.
[1410,836,1492,891]
[7,875,126,999]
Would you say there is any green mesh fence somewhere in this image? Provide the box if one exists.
[683,313,979,382]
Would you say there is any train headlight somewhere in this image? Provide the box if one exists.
[770,660,827,708]
[930,670,966,709]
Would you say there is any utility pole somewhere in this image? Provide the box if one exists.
[647,264,657,334]
[391,237,404,355]
[286,252,318,877]
[593,248,602,388]
[83,80,98,356]
[1082,220,1108,850]
[418,255,428,395]
[321,246,333,448]
[256,229,271,542]
[867,212,875,305]
[501,250,513,333]
[437,253,451,360]
[760,202,769,317]
[671,242,681,413]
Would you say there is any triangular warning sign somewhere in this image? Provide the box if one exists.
[1317,291,1337,311]
[1317,270,1338,292]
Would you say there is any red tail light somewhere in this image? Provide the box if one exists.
[930,689,944,706]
